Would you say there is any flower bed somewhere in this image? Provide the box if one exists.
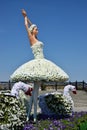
[1,111,87,129]
[23,111,87,130]
[0,91,87,130]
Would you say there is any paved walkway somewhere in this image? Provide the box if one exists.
[71,90,87,112]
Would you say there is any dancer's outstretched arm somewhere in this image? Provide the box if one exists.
[22,9,34,45]
[21,9,38,46]
[22,9,32,32]
[22,9,32,25]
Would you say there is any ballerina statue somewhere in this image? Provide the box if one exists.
[10,9,69,122]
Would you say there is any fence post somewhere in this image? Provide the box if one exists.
[75,80,78,90]
[82,80,85,90]
[55,82,57,91]
[8,80,11,90]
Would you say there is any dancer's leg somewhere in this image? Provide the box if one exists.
[27,92,33,121]
[33,82,39,122]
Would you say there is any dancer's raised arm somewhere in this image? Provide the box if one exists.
[22,9,38,46]
[22,9,32,33]
[22,9,32,25]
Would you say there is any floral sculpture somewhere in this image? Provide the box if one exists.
[39,92,72,117]
[10,9,69,122]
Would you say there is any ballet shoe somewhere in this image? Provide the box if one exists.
[26,117,29,121]
[34,118,37,123]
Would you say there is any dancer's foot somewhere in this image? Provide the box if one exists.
[34,118,37,123]
[26,116,29,121]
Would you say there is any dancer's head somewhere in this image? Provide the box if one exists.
[29,24,38,36]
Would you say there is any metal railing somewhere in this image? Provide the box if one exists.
[0,80,87,91]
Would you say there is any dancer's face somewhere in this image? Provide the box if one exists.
[32,27,38,35]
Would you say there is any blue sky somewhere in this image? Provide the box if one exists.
[0,0,87,82]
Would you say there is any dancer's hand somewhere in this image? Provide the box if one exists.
[22,9,27,17]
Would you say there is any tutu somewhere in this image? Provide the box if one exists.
[10,41,69,82]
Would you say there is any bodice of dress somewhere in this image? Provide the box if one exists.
[31,41,44,59]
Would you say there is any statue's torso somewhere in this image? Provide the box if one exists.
[31,41,44,59]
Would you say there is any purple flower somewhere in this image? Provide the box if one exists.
[57,128,61,130]
[23,124,34,130]
[53,120,59,126]
[48,124,54,130]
